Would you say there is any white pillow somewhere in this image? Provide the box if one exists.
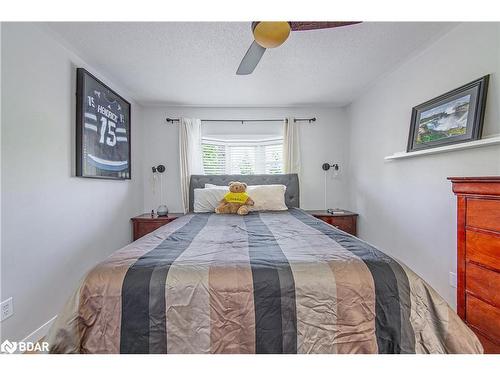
[204,184,228,190]
[193,188,225,212]
[204,183,288,211]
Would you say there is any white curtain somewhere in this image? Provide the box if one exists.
[179,118,203,213]
[283,117,301,175]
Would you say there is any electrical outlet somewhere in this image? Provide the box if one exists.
[449,272,457,288]
[1,297,14,321]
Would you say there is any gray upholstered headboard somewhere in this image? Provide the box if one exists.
[189,174,300,212]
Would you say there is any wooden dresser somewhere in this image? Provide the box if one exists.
[449,177,500,353]
[131,213,183,241]
[306,210,358,236]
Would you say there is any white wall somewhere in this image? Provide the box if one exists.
[0,23,144,341]
[347,23,500,307]
[141,106,349,213]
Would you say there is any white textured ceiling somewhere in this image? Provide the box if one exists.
[45,22,456,106]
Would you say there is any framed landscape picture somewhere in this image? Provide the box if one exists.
[76,68,131,180]
[407,75,489,152]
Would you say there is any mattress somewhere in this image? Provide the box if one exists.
[47,209,482,353]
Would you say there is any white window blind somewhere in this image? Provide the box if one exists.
[202,138,283,175]
[201,143,226,174]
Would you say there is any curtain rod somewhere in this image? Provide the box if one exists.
[165,117,316,124]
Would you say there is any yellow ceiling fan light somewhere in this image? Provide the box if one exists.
[252,22,291,48]
[237,21,361,75]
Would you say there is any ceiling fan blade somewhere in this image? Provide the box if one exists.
[236,41,266,75]
[290,21,361,31]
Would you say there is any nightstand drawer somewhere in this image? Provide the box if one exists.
[134,221,166,240]
[131,213,182,241]
[306,210,358,236]
[325,217,355,233]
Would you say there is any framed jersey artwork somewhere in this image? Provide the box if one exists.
[76,68,131,180]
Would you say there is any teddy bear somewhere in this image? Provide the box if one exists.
[215,181,255,215]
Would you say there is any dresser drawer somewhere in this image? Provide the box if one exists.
[469,326,500,354]
[466,294,500,343]
[466,262,500,308]
[466,198,500,232]
[466,229,500,271]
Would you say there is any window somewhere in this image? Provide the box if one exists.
[201,138,283,175]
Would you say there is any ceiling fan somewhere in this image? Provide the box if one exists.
[236,21,361,75]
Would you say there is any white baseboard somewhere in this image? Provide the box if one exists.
[17,315,57,353]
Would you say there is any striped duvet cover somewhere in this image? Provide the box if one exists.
[48,209,482,354]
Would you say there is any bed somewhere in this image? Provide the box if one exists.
[47,174,482,354]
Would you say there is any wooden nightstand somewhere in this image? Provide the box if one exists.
[306,210,358,236]
[131,213,183,241]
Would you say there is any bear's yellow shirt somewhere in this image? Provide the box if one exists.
[224,192,250,204]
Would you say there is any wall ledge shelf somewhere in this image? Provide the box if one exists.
[384,135,500,161]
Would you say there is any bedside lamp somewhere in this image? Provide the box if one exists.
[152,164,169,216]
[322,162,340,210]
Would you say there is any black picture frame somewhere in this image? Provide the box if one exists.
[407,75,489,152]
[76,68,131,180]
